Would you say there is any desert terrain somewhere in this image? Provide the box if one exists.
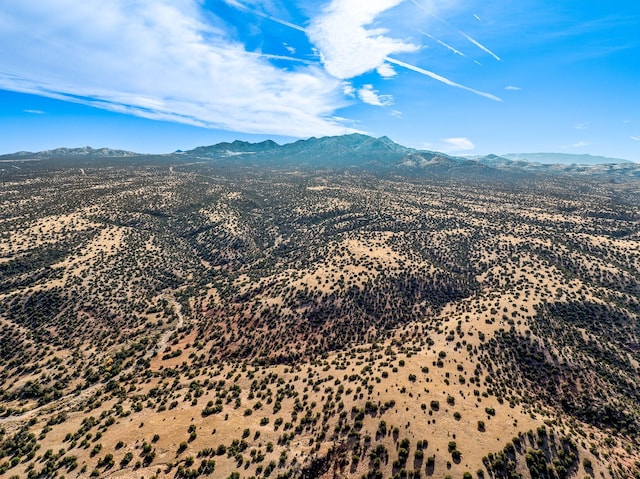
[1,148,639,479]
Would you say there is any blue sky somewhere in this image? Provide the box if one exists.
[1,0,639,160]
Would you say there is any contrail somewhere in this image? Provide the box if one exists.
[423,32,466,57]
[225,0,306,32]
[247,51,314,64]
[457,30,501,61]
[385,56,502,102]
[410,0,501,61]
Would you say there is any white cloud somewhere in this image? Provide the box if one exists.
[0,0,357,137]
[229,0,501,102]
[631,136,640,142]
[358,84,393,107]
[505,85,521,91]
[441,137,475,152]
[342,83,356,97]
[24,109,45,114]
[377,63,397,78]
[307,0,419,79]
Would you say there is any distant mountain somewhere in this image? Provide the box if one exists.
[501,152,631,165]
[474,154,552,170]
[5,146,140,158]
[474,153,640,181]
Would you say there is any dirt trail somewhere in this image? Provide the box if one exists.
[144,295,184,359]
[0,295,185,431]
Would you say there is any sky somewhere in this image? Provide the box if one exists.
[1,0,639,160]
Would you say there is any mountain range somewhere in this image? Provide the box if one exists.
[1,134,638,180]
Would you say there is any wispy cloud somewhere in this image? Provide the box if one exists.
[441,137,475,152]
[358,85,393,107]
[307,0,418,79]
[574,122,589,130]
[561,141,590,149]
[0,1,354,137]
[505,85,521,91]
[631,136,640,142]
[24,109,45,114]
[1,0,507,138]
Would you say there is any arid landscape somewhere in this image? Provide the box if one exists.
[1,137,640,479]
